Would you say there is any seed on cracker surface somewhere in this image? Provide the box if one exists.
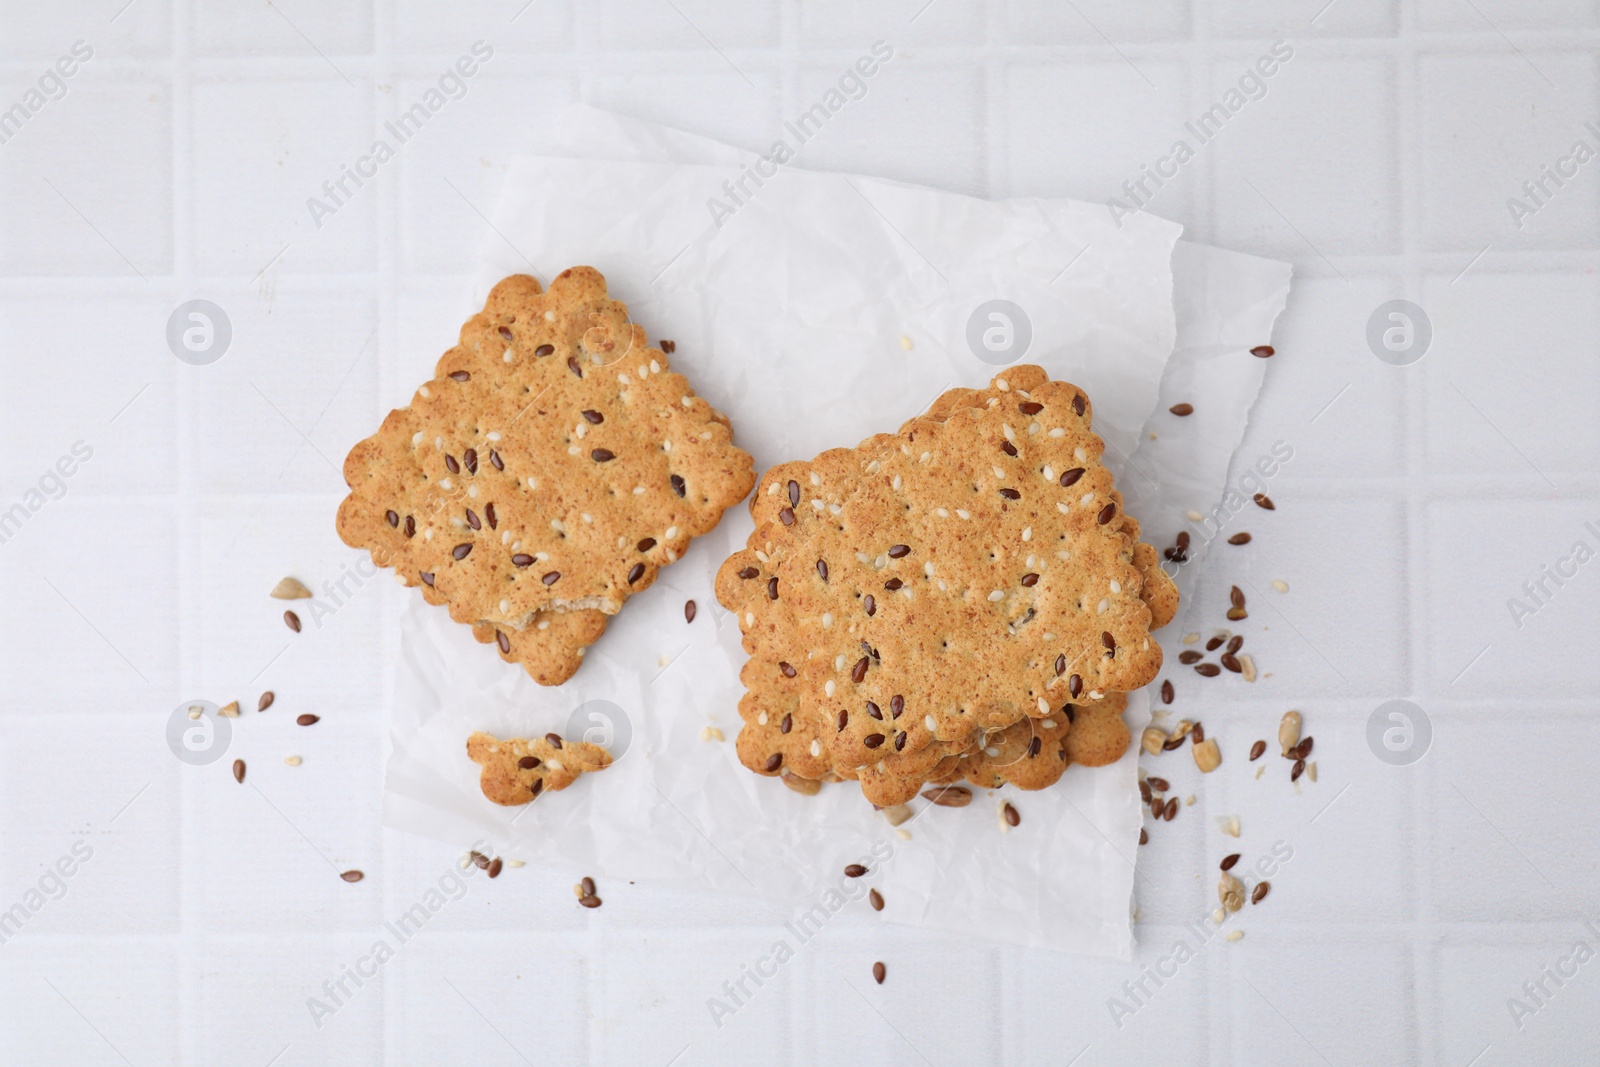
[341,870,364,883]
[283,610,301,633]
[872,962,886,985]
[270,577,312,600]
[232,759,245,784]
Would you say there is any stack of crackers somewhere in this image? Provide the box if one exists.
[337,268,755,804]
[714,365,1177,806]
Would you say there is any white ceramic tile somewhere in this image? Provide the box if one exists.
[1422,270,1600,479]
[1417,51,1600,252]
[189,78,377,275]
[193,0,373,57]
[1424,497,1600,697]
[1003,60,1193,213]
[1208,0,1398,39]
[0,78,172,277]
[995,0,1191,44]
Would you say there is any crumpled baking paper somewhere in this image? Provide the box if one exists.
[381,106,1291,958]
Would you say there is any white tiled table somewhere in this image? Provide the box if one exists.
[1,2,1596,1064]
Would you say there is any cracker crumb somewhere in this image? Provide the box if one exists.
[894,828,911,841]
[1218,815,1241,838]
[1225,929,1244,942]
[700,725,725,743]
[900,335,913,350]
[1271,579,1289,593]
[284,755,302,767]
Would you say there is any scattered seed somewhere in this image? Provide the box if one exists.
[1293,737,1314,760]
[685,599,697,623]
[283,610,301,632]
[1228,532,1252,545]
[1221,853,1241,871]
[1253,493,1275,510]
[470,852,490,869]
[1271,579,1289,593]
[921,786,972,807]
[1225,607,1248,621]
[1291,759,1305,781]
[232,759,245,783]
[1230,585,1245,609]
[579,894,603,908]
[270,577,312,600]
[1249,740,1267,761]
[1205,636,1224,652]
[845,864,868,878]
[1252,880,1271,904]
[1139,828,1149,845]
[1226,635,1243,655]
[1279,712,1302,757]
[1192,723,1205,743]
[1225,930,1245,942]
[1160,680,1174,704]
[581,877,596,897]
[1141,727,1167,755]
[1220,815,1241,838]
[869,888,884,911]
[1180,651,1203,665]
[1169,403,1194,416]
[284,755,302,767]
[1250,345,1275,358]
[296,714,319,726]
[873,962,886,985]
[341,870,364,883]
[1003,802,1020,827]
[1195,663,1221,677]
[1140,780,1153,804]
[1219,871,1245,912]
[1148,777,1170,793]
[487,858,503,878]
[661,340,676,353]
[1220,653,1242,673]
[258,691,275,713]
[1163,798,1178,820]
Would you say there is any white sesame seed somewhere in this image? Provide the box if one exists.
[920,451,931,463]
[1187,510,1204,522]
[468,484,480,499]
[681,395,693,407]
[996,378,1009,391]
[1225,930,1244,942]
[486,431,501,441]
[985,746,1000,757]
[581,513,593,524]
[1057,502,1070,514]
[988,590,1005,602]
[1272,579,1290,593]
[956,509,971,520]
[548,759,564,772]
[1027,422,1041,435]
[423,528,433,540]
[1021,526,1032,541]
[822,612,833,628]
[650,359,660,374]
[1057,550,1071,561]
[500,599,510,614]
[1042,465,1055,480]
[1049,427,1065,437]
[537,619,549,630]
[1074,448,1087,462]
[435,436,444,450]
[993,466,1006,479]
[1002,423,1016,442]
[1097,598,1110,614]
[528,477,538,489]
[418,385,430,398]
[535,552,549,561]
[892,475,902,490]
[412,431,423,446]
[933,507,949,518]
[618,374,630,385]
[900,335,913,350]
[633,486,646,494]
[830,503,842,515]
[856,551,872,564]
[1042,719,1056,729]
[544,310,555,321]
[665,526,679,539]
[551,519,565,532]
[637,365,648,379]
[663,440,673,452]
[757,711,769,725]
[924,561,935,576]
[1109,580,1120,593]
[284,755,302,766]
[439,478,453,490]
[925,715,937,731]
[937,579,947,591]
[1088,690,1103,700]
[745,612,754,627]
[835,654,847,670]
[825,680,836,697]
[875,554,888,569]
[568,445,580,456]
[754,550,769,563]
[810,740,823,757]
[504,350,513,363]
[575,423,587,439]
[812,499,825,511]
[1037,697,1048,713]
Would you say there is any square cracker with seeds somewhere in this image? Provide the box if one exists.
[339,268,756,684]
[715,366,1174,804]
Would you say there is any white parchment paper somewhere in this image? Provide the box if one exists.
[382,107,1291,958]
